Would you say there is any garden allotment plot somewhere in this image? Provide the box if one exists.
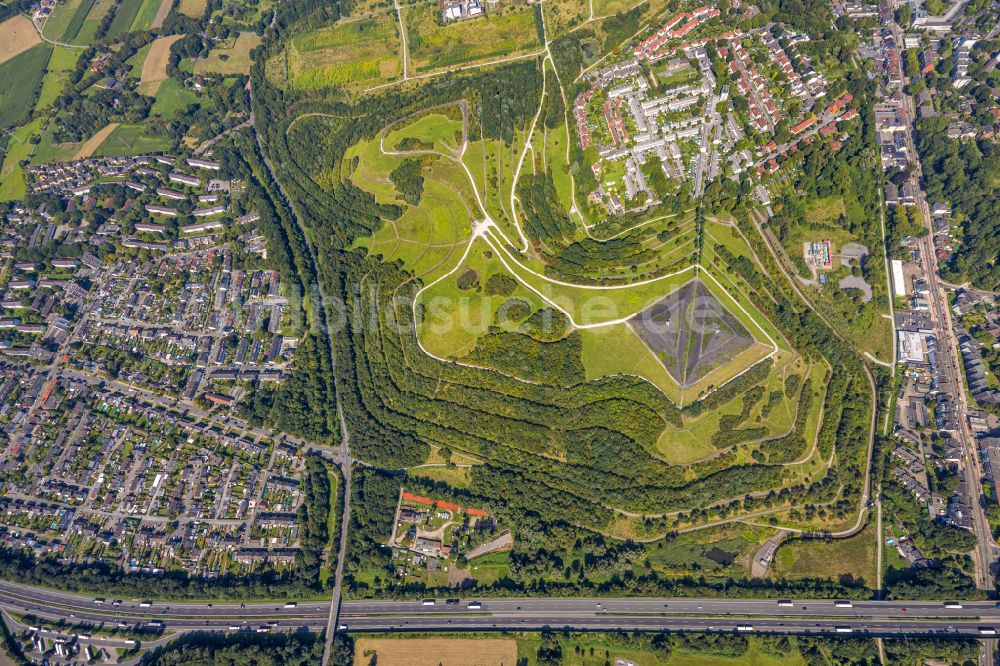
[630,278,755,389]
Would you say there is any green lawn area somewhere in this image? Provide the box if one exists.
[150,77,203,118]
[276,13,400,90]
[404,3,541,73]
[35,47,81,110]
[414,237,549,360]
[126,42,152,78]
[92,123,170,156]
[384,111,463,155]
[0,44,51,128]
[0,118,44,200]
[770,519,877,585]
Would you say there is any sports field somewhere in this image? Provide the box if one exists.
[403,3,541,73]
[0,16,43,66]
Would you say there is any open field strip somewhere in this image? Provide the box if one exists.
[140,34,183,84]
[72,123,118,159]
[0,16,43,65]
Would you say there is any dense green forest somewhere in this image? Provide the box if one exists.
[917,117,1000,290]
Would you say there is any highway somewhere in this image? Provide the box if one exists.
[3,580,1000,639]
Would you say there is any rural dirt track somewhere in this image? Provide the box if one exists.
[0,15,43,65]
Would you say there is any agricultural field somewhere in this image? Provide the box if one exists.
[0,16,43,66]
[0,44,51,128]
[91,123,171,156]
[139,34,183,93]
[354,638,517,666]
[403,3,542,73]
[106,0,161,36]
[192,31,261,75]
[177,0,207,17]
[269,13,402,91]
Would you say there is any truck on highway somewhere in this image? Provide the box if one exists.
[835,627,853,633]
[422,599,436,606]
[834,601,853,608]
[468,601,482,610]
[736,626,755,632]
[777,600,793,607]
[944,602,963,609]
[284,602,297,608]
[980,628,997,635]
[139,601,153,608]
[93,598,105,604]
[148,620,164,628]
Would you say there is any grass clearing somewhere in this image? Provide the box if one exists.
[384,112,463,155]
[277,14,401,90]
[0,44,51,128]
[770,519,877,584]
[150,77,202,117]
[803,195,846,224]
[0,118,44,200]
[93,123,170,156]
[193,31,261,75]
[404,3,541,73]
[141,34,183,83]
[0,16,43,66]
[408,465,474,487]
[354,638,517,666]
